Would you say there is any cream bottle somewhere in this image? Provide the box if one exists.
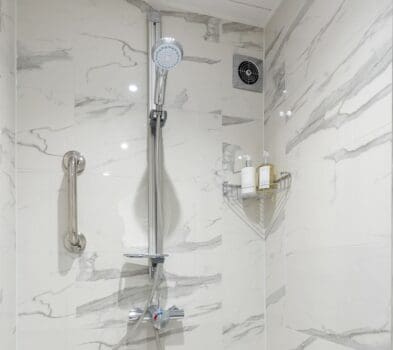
[257,151,275,190]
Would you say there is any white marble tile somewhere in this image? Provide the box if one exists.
[264,0,392,349]
[145,0,283,27]
[16,0,265,349]
[0,0,15,348]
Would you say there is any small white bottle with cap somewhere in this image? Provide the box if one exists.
[241,155,257,198]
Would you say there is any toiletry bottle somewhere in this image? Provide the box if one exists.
[241,155,257,198]
[257,151,275,191]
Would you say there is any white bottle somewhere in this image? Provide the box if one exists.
[241,155,257,198]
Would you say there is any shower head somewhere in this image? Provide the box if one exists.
[152,37,183,108]
[152,37,183,71]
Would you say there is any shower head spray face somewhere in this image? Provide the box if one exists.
[152,37,183,70]
[152,37,183,108]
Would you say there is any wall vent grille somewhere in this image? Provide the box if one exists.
[233,54,263,93]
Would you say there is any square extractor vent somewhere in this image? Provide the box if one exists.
[232,54,263,93]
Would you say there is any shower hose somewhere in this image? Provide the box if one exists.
[131,262,163,350]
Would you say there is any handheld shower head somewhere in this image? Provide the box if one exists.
[152,37,183,70]
[152,37,183,108]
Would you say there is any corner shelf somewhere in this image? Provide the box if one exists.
[223,172,292,239]
[223,172,292,200]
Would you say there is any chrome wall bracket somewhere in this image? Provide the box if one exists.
[147,9,161,24]
[150,109,167,128]
[63,151,86,253]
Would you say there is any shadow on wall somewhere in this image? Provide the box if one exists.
[114,263,184,349]
[117,262,168,311]
[126,136,183,348]
[133,138,181,241]
[242,197,262,225]
[57,176,77,275]
[55,131,183,346]
[223,142,264,237]
[104,319,185,349]
[57,157,180,276]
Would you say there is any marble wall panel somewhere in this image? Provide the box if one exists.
[264,0,392,349]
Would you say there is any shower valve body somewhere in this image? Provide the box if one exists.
[129,305,185,330]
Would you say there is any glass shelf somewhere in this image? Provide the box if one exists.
[123,253,169,265]
[123,253,169,259]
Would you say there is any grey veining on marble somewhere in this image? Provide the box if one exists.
[171,88,189,109]
[15,0,265,348]
[290,336,317,350]
[183,55,221,65]
[17,128,63,157]
[81,33,146,55]
[75,284,157,317]
[77,253,148,281]
[165,272,221,287]
[80,33,146,83]
[0,2,16,346]
[0,126,15,144]
[223,115,254,126]
[17,126,71,158]
[265,79,316,125]
[84,325,199,349]
[286,43,392,154]
[265,27,283,58]
[264,1,392,350]
[320,5,393,91]
[288,82,315,115]
[167,234,222,253]
[266,285,286,308]
[19,285,75,319]
[86,63,138,83]
[299,0,347,76]
[188,302,222,318]
[227,0,272,12]
[298,327,390,350]
[235,41,264,50]
[264,62,286,120]
[78,101,135,119]
[325,132,392,163]
[76,272,220,316]
[224,313,265,342]
[222,21,263,33]
[17,46,71,71]
[125,0,154,13]
[162,11,220,42]
[131,0,282,27]
[75,95,136,120]
[268,0,315,70]
[129,0,267,42]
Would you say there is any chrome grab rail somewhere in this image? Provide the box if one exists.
[63,151,86,253]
